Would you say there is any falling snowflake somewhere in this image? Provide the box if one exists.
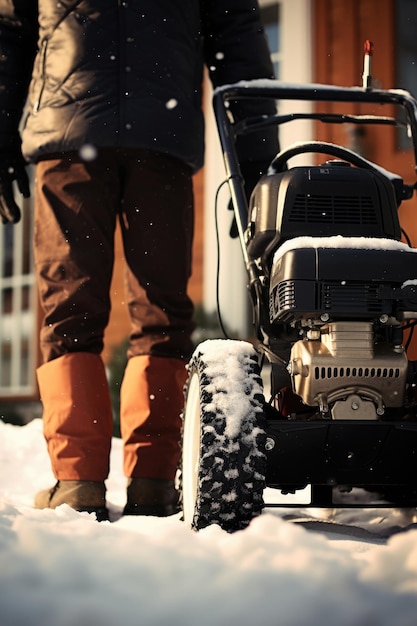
[79,144,97,162]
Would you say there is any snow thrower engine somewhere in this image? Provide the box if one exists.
[249,156,417,418]
[181,71,417,533]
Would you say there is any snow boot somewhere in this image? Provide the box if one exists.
[35,480,109,521]
[36,353,113,516]
[120,355,187,479]
[123,477,179,516]
[120,355,187,514]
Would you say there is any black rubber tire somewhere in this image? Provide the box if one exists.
[180,339,267,532]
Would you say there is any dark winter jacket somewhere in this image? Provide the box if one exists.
[0,0,277,172]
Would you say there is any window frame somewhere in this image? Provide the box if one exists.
[0,178,37,397]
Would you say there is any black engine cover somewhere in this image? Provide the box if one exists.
[247,162,401,261]
[269,246,417,323]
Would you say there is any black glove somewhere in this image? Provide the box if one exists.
[228,161,269,238]
[0,146,30,224]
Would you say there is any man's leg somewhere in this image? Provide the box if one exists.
[34,153,118,517]
[118,150,195,515]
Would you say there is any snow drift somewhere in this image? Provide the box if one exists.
[0,418,417,626]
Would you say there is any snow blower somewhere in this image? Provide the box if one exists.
[181,45,417,531]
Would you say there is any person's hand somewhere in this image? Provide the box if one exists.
[0,148,30,224]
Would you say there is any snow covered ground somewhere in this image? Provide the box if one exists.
[1,418,417,626]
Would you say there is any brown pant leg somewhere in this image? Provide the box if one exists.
[118,150,195,478]
[34,153,119,480]
[118,150,195,361]
[34,153,119,362]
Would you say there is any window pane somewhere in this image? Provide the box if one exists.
[2,288,12,314]
[1,341,11,387]
[261,3,281,79]
[2,225,14,278]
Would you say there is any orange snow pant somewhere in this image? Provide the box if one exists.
[34,149,194,481]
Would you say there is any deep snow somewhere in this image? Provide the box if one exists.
[1,417,417,626]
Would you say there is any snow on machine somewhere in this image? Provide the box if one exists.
[181,46,417,531]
